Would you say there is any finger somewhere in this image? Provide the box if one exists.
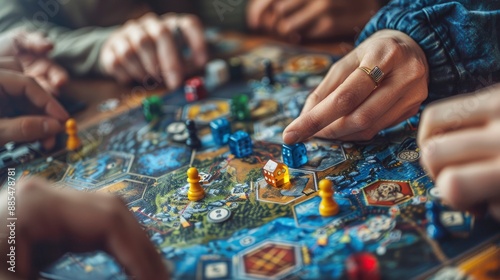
[417,83,500,147]
[314,73,426,140]
[283,66,379,144]
[0,57,23,72]
[103,199,169,279]
[0,69,69,121]
[47,62,69,90]
[142,16,183,89]
[100,44,133,84]
[0,117,63,146]
[436,157,500,211]
[301,54,361,114]
[277,1,327,36]
[112,37,149,82]
[337,105,420,141]
[489,200,500,221]
[420,123,500,178]
[124,22,161,80]
[20,56,68,95]
[175,14,208,67]
[35,78,57,96]
[41,136,56,150]
[14,32,53,55]
[247,0,275,29]
[274,0,307,18]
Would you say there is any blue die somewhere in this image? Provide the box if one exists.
[229,131,253,158]
[210,118,231,146]
[282,143,308,168]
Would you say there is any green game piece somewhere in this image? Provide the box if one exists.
[142,95,163,122]
[231,94,251,121]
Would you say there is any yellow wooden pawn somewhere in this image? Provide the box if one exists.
[318,179,339,217]
[66,118,81,151]
[187,167,205,201]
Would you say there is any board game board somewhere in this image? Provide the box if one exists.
[1,45,500,280]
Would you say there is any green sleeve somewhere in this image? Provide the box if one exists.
[0,0,118,77]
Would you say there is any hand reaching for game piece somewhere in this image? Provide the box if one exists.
[0,178,170,280]
[283,29,429,143]
[99,12,208,89]
[0,57,69,150]
[247,0,381,42]
[0,30,69,96]
[418,84,500,221]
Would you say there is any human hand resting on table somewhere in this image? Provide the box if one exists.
[0,30,69,96]
[283,29,429,144]
[247,0,381,42]
[100,12,208,89]
[418,84,500,221]
[0,179,169,280]
[0,56,68,150]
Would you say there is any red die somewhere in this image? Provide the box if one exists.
[185,77,207,102]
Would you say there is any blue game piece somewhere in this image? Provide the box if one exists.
[425,201,448,240]
[210,118,231,146]
[229,130,253,158]
[282,143,308,168]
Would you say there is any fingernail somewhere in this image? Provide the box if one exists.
[283,130,300,144]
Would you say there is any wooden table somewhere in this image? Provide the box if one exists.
[67,32,353,129]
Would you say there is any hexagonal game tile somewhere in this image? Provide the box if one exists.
[64,151,133,189]
[236,240,302,279]
[361,180,414,207]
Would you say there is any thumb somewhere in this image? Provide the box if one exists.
[0,117,63,146]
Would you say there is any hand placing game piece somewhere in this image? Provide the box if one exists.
[418,84,500,221]
[0,178,169,279]
[246,0,381,42]
[283,29,428,143]
[0,58,69,150]
[99,12,207,89]
[284,1,500,144]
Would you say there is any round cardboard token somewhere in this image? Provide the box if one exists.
[172,131,189,142]
[284,54,332,76]
[167,122,187,134]
[207,207,231,223]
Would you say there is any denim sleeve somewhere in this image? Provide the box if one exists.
[357,0,500,101]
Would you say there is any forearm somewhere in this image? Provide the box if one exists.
[357,0,500,101]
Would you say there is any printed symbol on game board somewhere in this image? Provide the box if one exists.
[397,150,420,162]
[362,180,414,207]
[240,236,256,247]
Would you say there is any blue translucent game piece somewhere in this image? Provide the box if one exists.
[282,143,308,168]
[210,118,231,146]
[425,201,447,240]
[229,130,253,158]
